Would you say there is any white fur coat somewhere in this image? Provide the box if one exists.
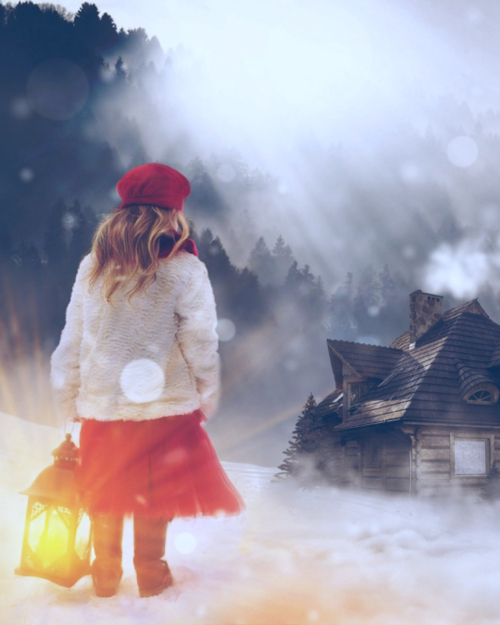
[50,252,220,423]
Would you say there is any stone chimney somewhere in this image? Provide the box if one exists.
[409,290,443,347]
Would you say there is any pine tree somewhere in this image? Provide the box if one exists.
[232,209,257,256]
[248,236,274,285]
[187,158,225,215]
[44,199,68,267]
[284,260,301,290]
[329,272,357,340]
[100,13,118,50]
[377,265,410,345]
[195,228,214,260]
[11,242,42,269]
[283,261,327,334]
[302,268,327,328]
[276,393,319,482]
[74,3,101,46]
[272,235,294,284]
[230,267,267,328]
[115,56,128,83]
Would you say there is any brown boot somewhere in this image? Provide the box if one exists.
[133,515,173,598]
[91,514,124,598]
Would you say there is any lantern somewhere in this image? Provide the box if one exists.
[15,434,91,587]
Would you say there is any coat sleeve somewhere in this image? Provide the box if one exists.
[175,260,220,419]
[50,256,89,424]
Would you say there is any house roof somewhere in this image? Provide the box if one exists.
[315,390,343,419]
[442,298,489,321]
[489,341,500,368]
[323,299,500,431]
[388,300,489,352]
[327,340,404,387]
[455,361,497,400]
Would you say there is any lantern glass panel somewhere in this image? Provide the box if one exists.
[28,504,70,569]
[75,510,91,559]
[30,501,47,522]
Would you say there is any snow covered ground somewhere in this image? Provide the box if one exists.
[2,411,500,625]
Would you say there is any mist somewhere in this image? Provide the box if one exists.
[29,0,500,294]
[3,0,500,464]
[4,411,500,624]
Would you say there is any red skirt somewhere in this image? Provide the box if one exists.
[76,410,245,518]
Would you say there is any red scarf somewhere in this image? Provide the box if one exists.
[158,233,198,258]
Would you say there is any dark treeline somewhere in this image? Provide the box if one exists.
[1,1,141,243]
[0,1,152,356]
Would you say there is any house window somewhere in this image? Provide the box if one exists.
[349,382,370,409]
[454,440,487,475]
[350,384,360,406]
[466,389,495,404]
[464,385,499,405]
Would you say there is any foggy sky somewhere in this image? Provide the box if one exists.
[31,0,500,295]
[41,0,500,155]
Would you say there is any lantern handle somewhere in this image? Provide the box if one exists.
[63,418,82,445]
[63,419,76,438]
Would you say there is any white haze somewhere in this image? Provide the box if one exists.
[423,239,499,299]
[29,0,500,292]
[46,0,500,162]
[3,411,500,624]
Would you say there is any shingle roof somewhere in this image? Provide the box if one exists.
[455,361,497,399]
[390,331,410,351]
[315,390,343,418]
[323,300,500,431]
[443,299,489,321]
[489,341,500,368]
[389,300,489,351]
[327,340,404,386]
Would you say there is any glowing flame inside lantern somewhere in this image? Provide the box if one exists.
[26,504,91,570]
[29,505,69,568]
[16,435,92,587]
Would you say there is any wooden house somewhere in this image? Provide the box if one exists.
[316,290,500,496]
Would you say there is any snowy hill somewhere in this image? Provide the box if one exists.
[2,411,500,624]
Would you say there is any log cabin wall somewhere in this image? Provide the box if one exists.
[326,425,500,497]
[416,426,500,497]
[331,430,412,493]
[359,433,411,494]
[383,436,412,493]
[323,438,344,483]
[343,439,361,487]
[360,437,383,492]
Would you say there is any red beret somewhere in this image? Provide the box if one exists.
[117,163,191,211]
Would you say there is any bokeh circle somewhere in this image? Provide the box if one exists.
[26,58,89,121]
[446,136,478,168]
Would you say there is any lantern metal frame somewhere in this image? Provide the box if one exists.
[15,434,92,588]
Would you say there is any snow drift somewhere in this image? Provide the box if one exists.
[1,411,500,624]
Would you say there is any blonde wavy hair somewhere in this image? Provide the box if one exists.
[89,205,190,302]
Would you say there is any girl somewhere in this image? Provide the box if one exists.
[50,163,244,598]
